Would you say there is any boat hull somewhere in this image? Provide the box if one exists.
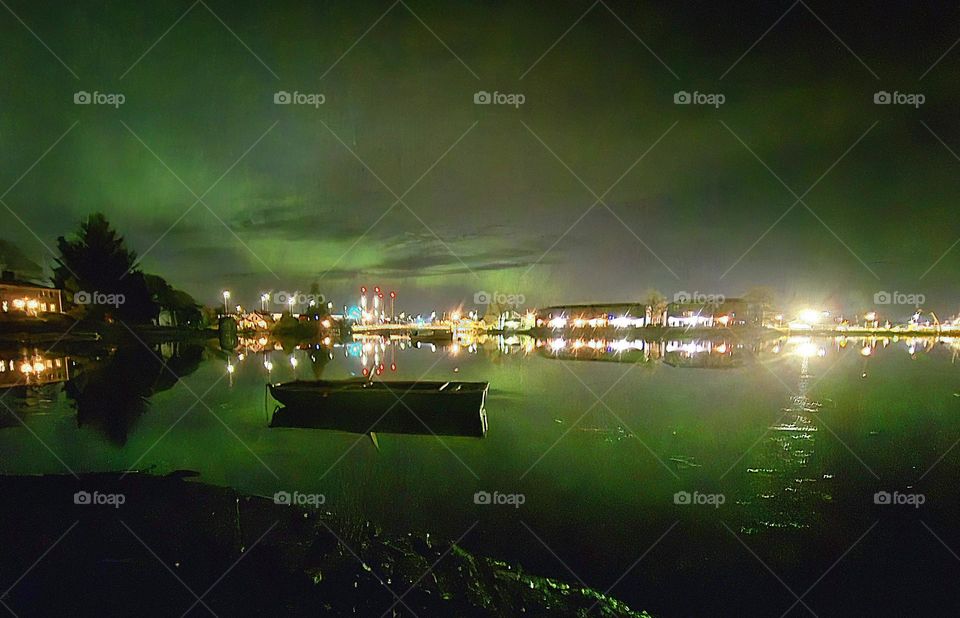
[269,380,489,437]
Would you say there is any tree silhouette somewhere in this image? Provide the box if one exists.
[53,213,157,323]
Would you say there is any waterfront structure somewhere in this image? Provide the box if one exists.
[665,297,763,328]
[536,303,649,329]
[0,272,63,318]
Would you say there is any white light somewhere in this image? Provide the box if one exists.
[799,309,820,324]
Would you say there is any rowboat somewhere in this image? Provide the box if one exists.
[269,379,489,437]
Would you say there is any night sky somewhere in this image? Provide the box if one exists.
[1,1,959,314]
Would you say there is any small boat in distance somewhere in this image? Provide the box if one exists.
[269,379,489,437]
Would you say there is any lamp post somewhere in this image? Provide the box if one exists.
[222,291,230,315]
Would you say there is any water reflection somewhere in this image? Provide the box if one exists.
[0,347,74,428]
[739,351,830,534]
[64,342,203,445]
[4,332,956,442]
[0,347,72,388]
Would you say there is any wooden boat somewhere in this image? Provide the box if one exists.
[409,329,454,343]
[269,379,489,437]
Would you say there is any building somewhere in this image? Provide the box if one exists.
[0,271,63,318]
[665,297,762,328]
[536,303,649,329]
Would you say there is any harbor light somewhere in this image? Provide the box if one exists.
[799,309,821,324]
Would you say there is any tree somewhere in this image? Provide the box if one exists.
[743,286,778,326]
[644,289,668,326]
[144,274,202,327]
[53,213,158,323]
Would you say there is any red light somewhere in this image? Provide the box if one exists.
[390,363,397,371]
[362,368,369,376]
[390,291,396,299]
[378,292,383,298]
[361,287,367,294]
[374,286,381,294]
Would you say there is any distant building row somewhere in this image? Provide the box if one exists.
[532,298,771,329]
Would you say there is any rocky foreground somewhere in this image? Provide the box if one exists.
[0,473,650,617]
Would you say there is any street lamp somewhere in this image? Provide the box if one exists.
[222,290,230,314]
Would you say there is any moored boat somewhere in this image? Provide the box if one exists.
[269,379,489,437]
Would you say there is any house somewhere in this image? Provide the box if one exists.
[0,271,63,318]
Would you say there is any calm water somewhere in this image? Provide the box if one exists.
[2,334,960,616]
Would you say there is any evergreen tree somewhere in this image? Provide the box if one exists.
[53,213,158,323]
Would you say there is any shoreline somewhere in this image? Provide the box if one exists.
[0,472,650,617]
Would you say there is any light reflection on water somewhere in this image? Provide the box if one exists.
[1,333,959,614]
